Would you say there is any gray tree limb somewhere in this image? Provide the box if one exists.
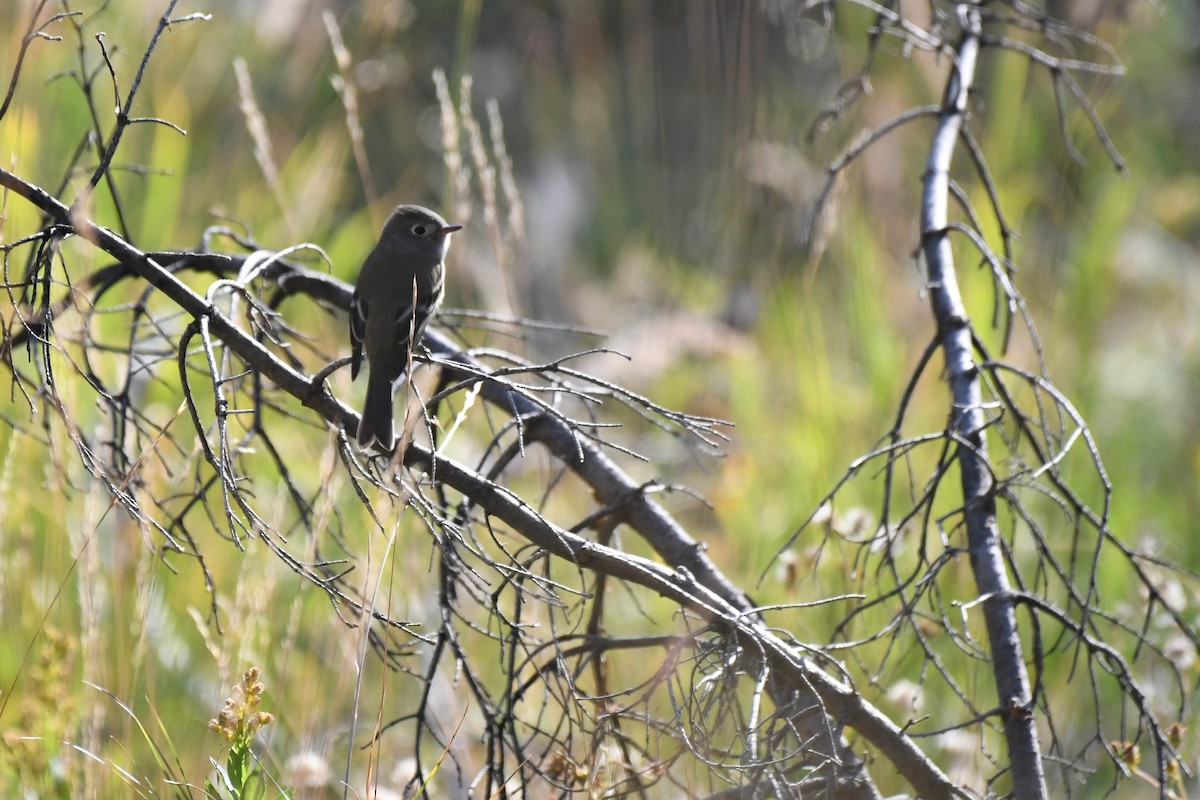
[919,7,1047,799]
[0,165,966,799]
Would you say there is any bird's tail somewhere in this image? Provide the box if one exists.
[357,370,395,450]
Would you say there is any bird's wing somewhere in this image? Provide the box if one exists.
[349,290,368,379]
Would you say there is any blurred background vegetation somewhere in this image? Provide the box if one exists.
[0,0,1197,796]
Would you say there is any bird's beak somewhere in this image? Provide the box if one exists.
[438,224,463,237]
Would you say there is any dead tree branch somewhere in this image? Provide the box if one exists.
[919,7,1046,797]
[0,163,965,798]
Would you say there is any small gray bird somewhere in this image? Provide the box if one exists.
[350,205,462,449]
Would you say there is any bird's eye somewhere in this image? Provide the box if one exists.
[411,224,428,236]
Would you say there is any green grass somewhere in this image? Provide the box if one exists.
[1,2,1197,798]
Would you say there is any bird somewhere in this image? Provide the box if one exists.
[349,204,462,450]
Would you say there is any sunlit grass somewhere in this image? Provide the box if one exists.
[0,1,1196,797]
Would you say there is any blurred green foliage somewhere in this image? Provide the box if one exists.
[0,0,1197,796]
